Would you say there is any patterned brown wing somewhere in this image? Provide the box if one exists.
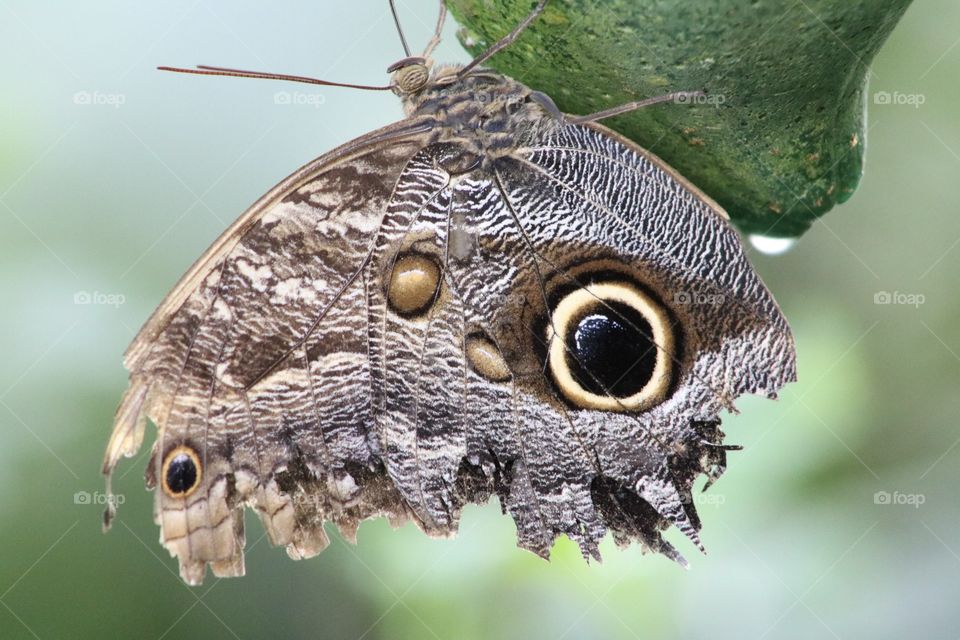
[429,118,797,563]
[105,68,796,584]
[102,119,434,584]
[340,122,795,566]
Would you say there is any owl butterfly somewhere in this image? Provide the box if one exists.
[103,0,795,585]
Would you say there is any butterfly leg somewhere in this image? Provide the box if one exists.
[457,0,550,78]
[566,91,707,125]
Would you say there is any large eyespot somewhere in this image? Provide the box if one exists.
[546,281,676,411]
[161,445,202,499]
[386,252,441,317]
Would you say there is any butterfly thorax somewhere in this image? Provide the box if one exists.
[396,65,558,160]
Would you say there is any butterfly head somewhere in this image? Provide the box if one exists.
[387,56,431,95]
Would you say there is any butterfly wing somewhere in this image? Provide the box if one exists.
[103,119,437,584]
[402,120,797,563]
[468,119,797,559]
[105,106,795,584]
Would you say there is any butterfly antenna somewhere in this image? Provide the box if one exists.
[156,65,392,91]
[389,0,413,57]
[457,0,549,79]
[421,2,448,60]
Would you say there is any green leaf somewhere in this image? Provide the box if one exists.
[445,0,912,237]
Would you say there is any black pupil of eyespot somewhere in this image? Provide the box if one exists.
[166,453,197,494]
[567,301,658,398]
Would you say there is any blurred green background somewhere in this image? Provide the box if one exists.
[1,1,957,638]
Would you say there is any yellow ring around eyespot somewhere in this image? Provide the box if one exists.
[546,281,674,412]
[160,445,203,499]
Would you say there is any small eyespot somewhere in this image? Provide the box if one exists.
[386,252,441,317]
[466,333,512,382]
[546,280,676,411]
[161,445,202,499]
